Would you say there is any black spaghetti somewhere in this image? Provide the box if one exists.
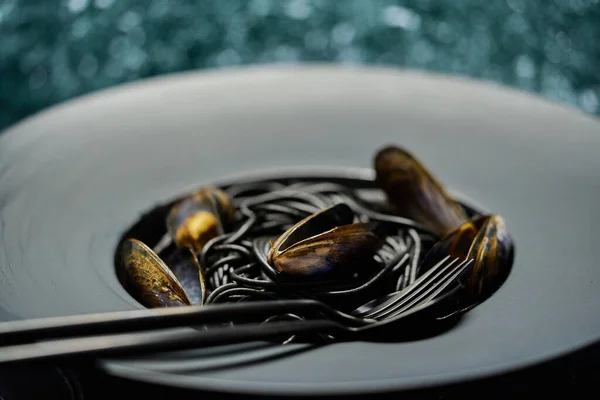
[117,146,514,343]
[154,180,438,318]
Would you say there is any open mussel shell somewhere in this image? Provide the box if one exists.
[374,145,469,237]
[419,214,514,306]
[120,238,192,308]
[267,203,382,277]
[166,186,236,252]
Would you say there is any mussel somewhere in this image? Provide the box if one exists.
[419,214,514,306]
[267,203,382,276]
[120,238,206,308]
[374,145,469,237]
[166,187,236,252]
[163,246,206,306]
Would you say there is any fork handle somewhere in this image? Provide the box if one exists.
[0,299,325,345]
[0,319,341,366]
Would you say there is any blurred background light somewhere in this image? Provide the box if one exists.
[0,0,598,131]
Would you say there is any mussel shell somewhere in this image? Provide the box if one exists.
[212,187,237,227]
[120,238,192,308]
[268,203,381,276]
[465,215,514,302]
[164,246,207,305]
[374,145,469,237]
[419,214,514,306]
[166,187,235,252]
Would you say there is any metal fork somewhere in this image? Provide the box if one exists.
[0,258,472,365]
[0,280,469,366]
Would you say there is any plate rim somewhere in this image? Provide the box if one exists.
[2,63,599,140]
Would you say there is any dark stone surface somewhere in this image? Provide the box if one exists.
[1,0,599,131]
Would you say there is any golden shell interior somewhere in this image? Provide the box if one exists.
[121,238,192,308]
[166,187,235,252]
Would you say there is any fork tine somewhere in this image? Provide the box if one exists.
[360,256,457,318]
[384,259,473,320]
[418,259,474,306]
[369,258,471,320]
[361,256,458,318]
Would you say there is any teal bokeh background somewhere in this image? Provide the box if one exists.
[1,0,599,131]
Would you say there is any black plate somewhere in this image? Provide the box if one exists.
[1,66,600,396]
